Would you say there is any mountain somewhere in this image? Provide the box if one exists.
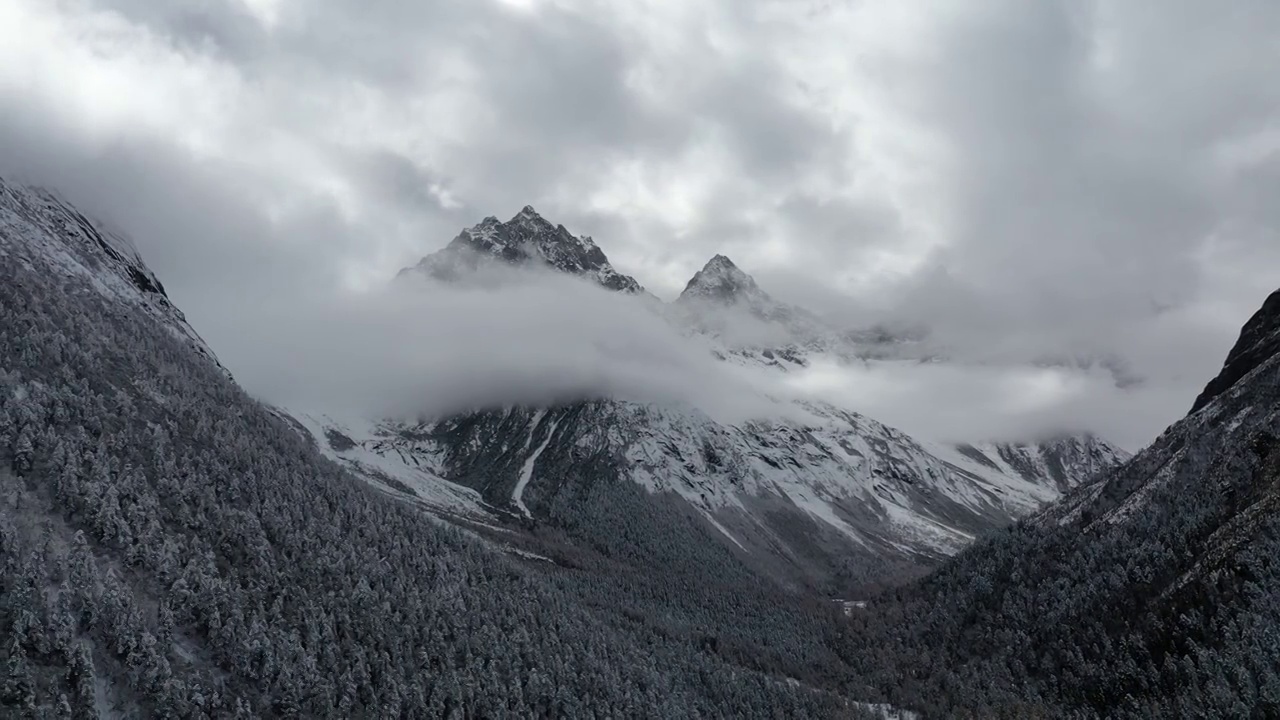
[672,255,943,370]
[319,212,1130,592]
[677,254,811,322]
[674,256,1147,391]
[400,205,646,293]
[4,177,1208,718]
[839,286,1280,717]
[672,254,834,357]
[0,177,881,717]
[299,401,1126,592]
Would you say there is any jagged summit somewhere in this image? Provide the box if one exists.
[401,207,644,293]
[704,253,739,272]
[676,254,821,336]
[678,254,764,304]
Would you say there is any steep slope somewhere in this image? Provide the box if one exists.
[1190,288,1280,412]
[954,435,1125,494]
[400,205,646,293]
[842,287,1280,718]
[0,178,224,373]
[0,180,875,717]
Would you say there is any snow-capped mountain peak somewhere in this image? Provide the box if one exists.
[679,254,768,306]
[674,254,831,356]
[402,207,645,293]
[513,204,550,227]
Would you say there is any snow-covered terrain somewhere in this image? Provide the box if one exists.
[2,174,882,717]
[300,397,1125,579]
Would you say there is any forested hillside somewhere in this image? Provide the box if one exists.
[0,180,878,717]
[838,289,1280,718]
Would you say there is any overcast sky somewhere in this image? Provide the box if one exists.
[2,0,1279,449]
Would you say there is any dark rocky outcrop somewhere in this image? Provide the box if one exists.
[401,206,646,293]
[1191,289,1280,413]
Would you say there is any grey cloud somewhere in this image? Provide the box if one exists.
[790,359,1190,451]
[82,0,272,64]
[0,92,411,338]
[339,150,472,220]
[911,0,1279,312]
[774,193,900,264]
[220,270,773,424]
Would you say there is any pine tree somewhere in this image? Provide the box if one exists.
[13,425,34,474]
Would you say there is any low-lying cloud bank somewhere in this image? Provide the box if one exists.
[208,262,1179,450]
[213,269,777,424]
[786,359,1187,451]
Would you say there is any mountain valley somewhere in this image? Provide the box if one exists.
[2,178,1277,718]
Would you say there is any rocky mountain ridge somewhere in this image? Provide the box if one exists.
[400,206,646,294]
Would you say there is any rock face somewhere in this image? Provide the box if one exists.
[1190,288,1280,413]
[401,206,646,293]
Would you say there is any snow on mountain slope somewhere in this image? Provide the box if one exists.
[284,410,492,519]
[298,396,1126,589]
[949,435,1129,494]
[673,254,943,372]
[0,176,225,374]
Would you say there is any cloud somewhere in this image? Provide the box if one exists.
[212,268,775,423]
[1,0,1279,451]
[785,358,1187,451]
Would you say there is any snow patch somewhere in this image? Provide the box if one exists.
[513,414,557,518]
